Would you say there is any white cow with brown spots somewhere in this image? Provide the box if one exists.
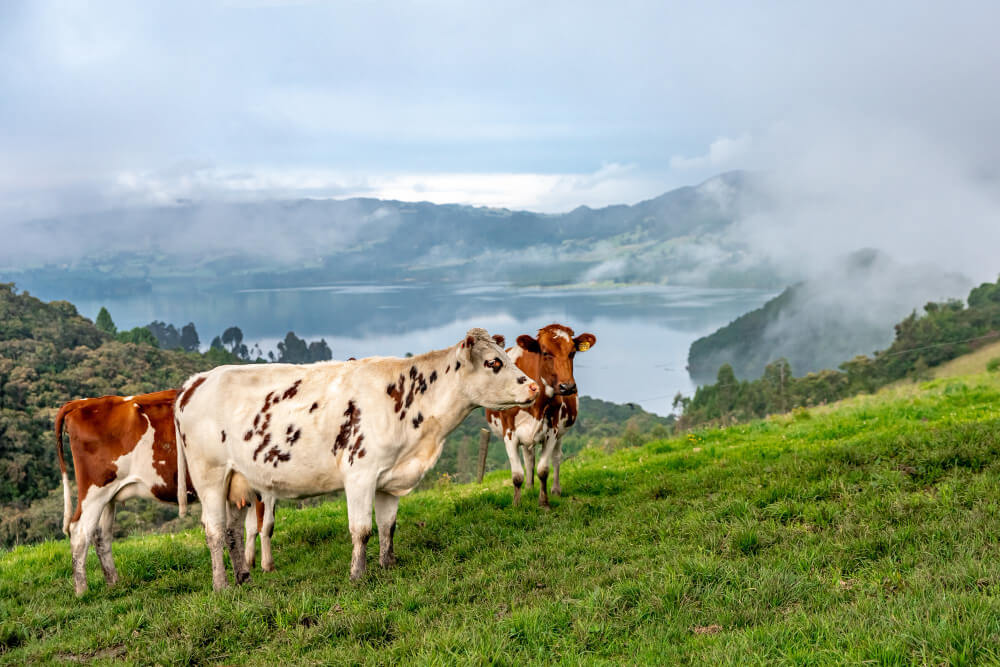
[486,324,596,507]
[174,328,538,590]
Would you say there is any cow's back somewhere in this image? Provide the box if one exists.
[64,390,194,512]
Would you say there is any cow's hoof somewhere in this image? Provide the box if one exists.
[235,571,251,585]
[262,562,275,573]
[551,485,562,497]
[380,555,396,569]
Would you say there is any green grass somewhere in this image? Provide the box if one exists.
[5,372,1000,664]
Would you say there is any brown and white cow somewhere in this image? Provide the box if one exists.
[55,390,274,595]
[175,328,538,590]
[486,324,596,507]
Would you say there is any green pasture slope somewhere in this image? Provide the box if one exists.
[4,372,1000,663]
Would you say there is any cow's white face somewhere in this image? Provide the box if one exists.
[457,328,538,410]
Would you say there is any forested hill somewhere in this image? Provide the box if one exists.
[0,284,241,543]
[0,284,670,547]
[677,275,1000,429]
[687,249,970,385]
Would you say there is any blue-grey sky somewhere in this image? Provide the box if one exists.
[2,1,1000,275]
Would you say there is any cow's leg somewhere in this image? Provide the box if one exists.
[199,485,231,591]
[552,437,563,497]
[503,436,526,505]
[260,497,276,572]
[225,500,251,585]
[243,503,259,571]
[523,443,536,489]
[374,491,399,569]
[536,432,560,508]
[69,487,115,596]
[345,478,376,581]
[94,502,119,587]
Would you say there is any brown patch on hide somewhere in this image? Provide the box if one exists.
[282,380,302,400]
[177,377,206,412]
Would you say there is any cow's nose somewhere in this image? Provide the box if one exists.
[558,382,577,395]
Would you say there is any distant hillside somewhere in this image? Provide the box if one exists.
[1,172,791,298]
[677,274,1000,429]
[0,284,242,544]
[687,249,971,385]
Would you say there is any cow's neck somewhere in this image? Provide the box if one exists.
[384,345,475,438]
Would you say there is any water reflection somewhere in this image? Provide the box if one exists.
[72,283,775,415]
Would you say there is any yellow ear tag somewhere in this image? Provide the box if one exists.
[577,342,591,351]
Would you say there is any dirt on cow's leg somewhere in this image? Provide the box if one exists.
[95,503,119,586]
[199,487,230,591]
[375,491,399,569]
[70,494,108,596]
[346,479,375,581]
[226,501,251,585]
[538,468,550,508]
[524,444,536,489]
[503,436,526,506]
[70,522,90,596]
[536,434,558,509]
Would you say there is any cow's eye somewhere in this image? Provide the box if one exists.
[484,358,503,373]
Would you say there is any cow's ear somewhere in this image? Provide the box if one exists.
[574,333,596,352]
[517,335,541,353]
[492,334,506,348]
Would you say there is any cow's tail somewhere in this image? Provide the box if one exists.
[54,402,75,535]
[176,420,189,518]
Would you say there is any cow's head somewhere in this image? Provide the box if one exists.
[516,324,596,397]
[457,328,538,409]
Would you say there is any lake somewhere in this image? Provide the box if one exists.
[71,283,775,415]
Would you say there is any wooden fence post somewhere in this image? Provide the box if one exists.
[477,428,490,483]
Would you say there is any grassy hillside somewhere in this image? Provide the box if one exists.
[4,364,1000,662]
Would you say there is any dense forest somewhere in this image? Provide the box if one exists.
[0,284,670,548]
[676,276,1000,429]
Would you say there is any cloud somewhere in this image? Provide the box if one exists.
[670,135,752,171]
[729,114,1000,284]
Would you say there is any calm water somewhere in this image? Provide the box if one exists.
[72,283,774,415]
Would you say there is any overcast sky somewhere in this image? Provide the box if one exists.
[2,0,999,266]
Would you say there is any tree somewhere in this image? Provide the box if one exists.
[95,307,117,335]
[277,331,308,363]
[116,327,159,347]
[221,326,248,359]
[146,321,181,349]
[180,322,200,352]
[307,339,332,362]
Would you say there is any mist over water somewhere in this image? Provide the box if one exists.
[69,283,776,416]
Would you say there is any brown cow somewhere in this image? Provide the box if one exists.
[486,324,596,506]
[55,390,273,595]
